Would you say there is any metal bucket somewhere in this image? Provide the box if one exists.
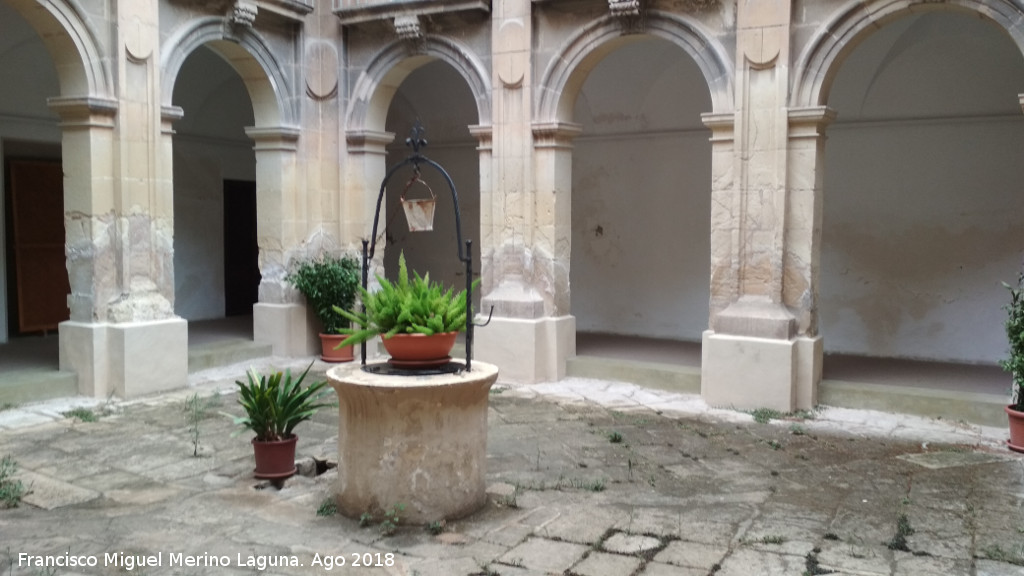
[401,175,436,232]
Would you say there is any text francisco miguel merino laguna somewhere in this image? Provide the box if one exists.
[18,550,397,571]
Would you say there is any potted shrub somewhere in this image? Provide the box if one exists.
[286,254,361,362]
[334,251,479,367]
[230,363,334,479]
[1002,270,1024,452]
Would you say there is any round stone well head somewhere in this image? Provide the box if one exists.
[326,360,499,524]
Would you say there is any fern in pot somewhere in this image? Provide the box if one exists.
[334,251,478,367]
[1002,270,1024,452]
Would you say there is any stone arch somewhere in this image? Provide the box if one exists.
[160,17,296,127]
[5,0,112,97]
[792,0,1024,107]
[346,36,492,133]
[536,10,732,123]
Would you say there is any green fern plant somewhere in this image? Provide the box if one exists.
[334,251,479,347]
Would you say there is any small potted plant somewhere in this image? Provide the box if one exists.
[286,254,361,362]
[230,363,334,479]
[334,251,479,367]
[1002,270,1024,452]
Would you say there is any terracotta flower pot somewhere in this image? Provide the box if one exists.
[252,435,298,479]
[1007,406,1024,453]
[381,332,457,368]
[320,333,354,363]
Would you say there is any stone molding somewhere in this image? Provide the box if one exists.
[345,130,396,154]
[535,10,733,122]
[244,125,301,152]
[787,106,837,139]
[790,0,1024,108]
[334,0,490,26]
[468,124,493,152]
[531,121,582,150]
[48,96,119,129]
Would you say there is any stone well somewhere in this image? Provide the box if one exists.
[326,361,499,524]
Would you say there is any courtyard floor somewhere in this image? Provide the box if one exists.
[1,358,1023,576]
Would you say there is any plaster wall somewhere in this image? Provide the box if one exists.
[171,46,255,321]
[820,12,1024,365]
[570,38,712,341]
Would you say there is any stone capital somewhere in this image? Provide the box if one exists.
[531,121,582,150]
[245,125,302,151]
[788,106,837,139]
[48,96,118,129]
[345,129,396,154]
[468,124,493,151]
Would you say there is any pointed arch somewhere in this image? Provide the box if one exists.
[160,17,297,127]
[346,36,492,133]
[536,10,732,123]
[792,0,1024,107]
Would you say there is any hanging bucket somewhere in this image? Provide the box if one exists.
[401,174,436,232]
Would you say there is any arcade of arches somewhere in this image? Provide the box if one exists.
[1,0,1022,415]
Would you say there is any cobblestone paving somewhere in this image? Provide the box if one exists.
[0,359,1023,576]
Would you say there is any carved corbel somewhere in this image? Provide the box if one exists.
[230,1,258,28]
[608,0,640,18]
[394,14,423,41]
[609,0,644,33]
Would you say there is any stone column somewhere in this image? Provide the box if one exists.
[475,0,575,383]
[55,0,188,399]
[248,126,315,357]
[52,96,119,399]
[785,106,835,408]
[702,0,806,411]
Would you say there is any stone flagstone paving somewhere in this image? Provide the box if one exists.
[0,359,1022,576]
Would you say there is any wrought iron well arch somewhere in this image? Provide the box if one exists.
[359,122,491,371]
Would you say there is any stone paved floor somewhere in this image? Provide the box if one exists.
[1,357,1023,576]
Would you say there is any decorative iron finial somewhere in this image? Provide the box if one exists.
[405,122,428,154]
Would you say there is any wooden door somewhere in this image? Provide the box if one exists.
[9,160,68,333]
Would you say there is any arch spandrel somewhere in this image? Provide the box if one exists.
[6,0,112,98]
[536,10,733,124]
[160,17,296,128]
[346,36,492,134]
[792,0,1024,108]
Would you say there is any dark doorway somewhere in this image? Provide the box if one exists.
[223,179,259,317]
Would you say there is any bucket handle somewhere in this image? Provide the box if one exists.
[401,170,435,202]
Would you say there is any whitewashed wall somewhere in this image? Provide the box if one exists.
[821,12,1024,364]
[570,38,712,341]
[171,46,255,321]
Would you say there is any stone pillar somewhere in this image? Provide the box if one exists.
[702,0,806,411]
[785,106,835,409]
[51,96,119,399]
[53,0,189,399]
[475,0,575,383]
[248,126,315,357]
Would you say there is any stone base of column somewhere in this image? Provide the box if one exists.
[474,315,575,383]
[60,318,188,399]
[60,321,110,398]
[701,330,821,412]
[254,302,318,357]
[110,319,187,398]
